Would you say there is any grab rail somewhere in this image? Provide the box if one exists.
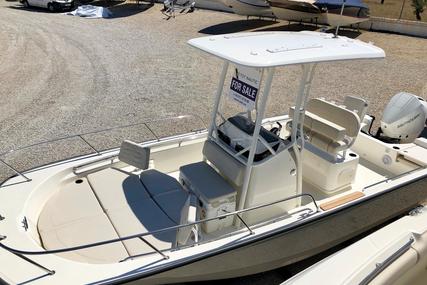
[359,236,414,285]
[0,158,32,183]
[0,193,319,273]
[72,130,208,176]
[363,164,427,192]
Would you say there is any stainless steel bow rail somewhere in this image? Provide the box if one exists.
[0,193,319,275]
[72,129,209,176]
[0,115,206,187]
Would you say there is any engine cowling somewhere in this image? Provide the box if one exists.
[381,92,427,143]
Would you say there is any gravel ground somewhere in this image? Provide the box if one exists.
[0,0,426,283]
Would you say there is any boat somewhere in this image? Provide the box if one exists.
[268,0,369,26]
[315,0,370,27]
[268,0,324,24]
[1,31,427,284]
[216,0,275,18]
[281,204,427,285]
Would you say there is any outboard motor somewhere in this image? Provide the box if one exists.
[378,92,427,143]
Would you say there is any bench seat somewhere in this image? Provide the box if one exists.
[88,167,188,255]
[38,178,129,263]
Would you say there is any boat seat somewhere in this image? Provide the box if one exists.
[87,167,151,212]
[139,169,191,224]
[154,189,190,224]
[118,140,150,170]
[202,140,245,188]
[289,98,360,155]
[307,98,360,138]
[289,98,361,192]
[38,178,129,263]
[88,167,188,255]
[106,199,177,256]
[180,161,236,201]
[139,169,184,197]
[343,95,368,121]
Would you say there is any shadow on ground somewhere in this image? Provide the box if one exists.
[199,19,277,35]
[8,5,52,13]
[108,2,153,18]
[323,28,362,38]
[79,0,154,18]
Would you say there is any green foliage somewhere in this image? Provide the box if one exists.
[411,0,427,20]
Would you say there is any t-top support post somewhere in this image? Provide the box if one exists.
[207,60,229,139]
[238,67,275,211]
[291,63,317,195]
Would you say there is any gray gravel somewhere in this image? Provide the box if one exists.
[0,0,426,283]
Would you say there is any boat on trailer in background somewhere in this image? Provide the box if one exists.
[1,31,427,284]
[268,0,369,26]
[216,0,275,18]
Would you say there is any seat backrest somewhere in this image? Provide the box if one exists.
[119,140,150,170]
[202,140,245,187]
[289,98,361,155]
[289,107,346,141]
[307,98,361,138]
[343,95,368,121]
[176,194,199,246]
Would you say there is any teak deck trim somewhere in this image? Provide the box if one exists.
[320,191,365,211]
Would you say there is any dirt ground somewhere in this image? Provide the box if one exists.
[365,0,427,22]
[0,0,426,283]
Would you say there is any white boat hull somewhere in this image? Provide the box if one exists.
[126,176,427,284]
[270,6,324,23]
[220,0,275,17]
[325,12,369,27]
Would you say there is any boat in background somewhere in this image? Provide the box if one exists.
[315,0,370,26]
[268,0,369,26]
[282,204,427,285]
[217,0,275,18]
[268,0,324,24]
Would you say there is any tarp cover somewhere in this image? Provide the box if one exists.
[66,5,112,18]
[315,0,368,8]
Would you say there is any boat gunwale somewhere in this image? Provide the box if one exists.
[107,169,427,285]
[1,163,426,284]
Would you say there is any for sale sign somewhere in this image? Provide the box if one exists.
[228,66,261,110]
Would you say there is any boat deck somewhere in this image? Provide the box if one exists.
[36,152,390,264]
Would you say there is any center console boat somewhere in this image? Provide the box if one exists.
[0,31,426,284]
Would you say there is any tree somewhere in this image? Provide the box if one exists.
[412,0,427,20]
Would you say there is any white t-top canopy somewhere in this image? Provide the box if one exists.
[188,31,385,68]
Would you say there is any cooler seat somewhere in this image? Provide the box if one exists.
[180,161,236,233]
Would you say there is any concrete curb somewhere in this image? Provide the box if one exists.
[359,17,427,38]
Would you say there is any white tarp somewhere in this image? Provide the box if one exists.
[66,5,112,18]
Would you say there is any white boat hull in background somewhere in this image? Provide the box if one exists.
[219,0,275,17]
[282,205,427,285]
[269,6,324,23]
[325,12,369,26]
[268,0,325,24]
